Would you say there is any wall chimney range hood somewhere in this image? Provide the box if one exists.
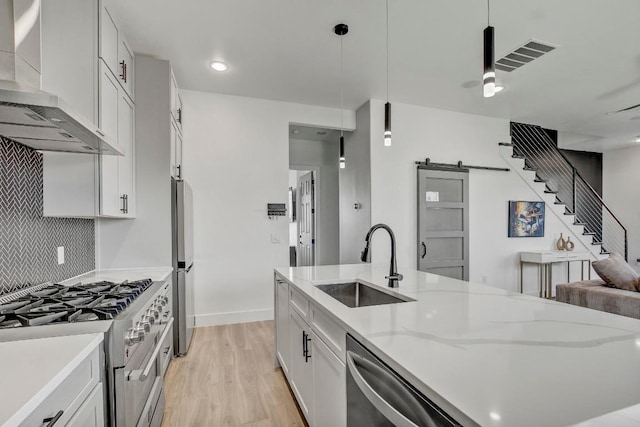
[0,0,123,155]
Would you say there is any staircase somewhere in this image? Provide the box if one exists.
[499,122,627,261]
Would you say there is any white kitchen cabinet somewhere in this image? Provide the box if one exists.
[99,0,119,78]
[19,340,105,427]
[289,309,314,423]
[118,37,135,101]
[116,90,135,217]
[312,331,346,427]
[170,70,180,123]
[275,278,290,375]
[276,274,347,427]
[99,60,121,217]
[170,118,184,179]
[66,383,105,427]
[99,0,135,101]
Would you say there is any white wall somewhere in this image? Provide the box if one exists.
[290,137,340,265]
[340,101,372,264]
[182,90,354,326]
[368,100,589,293]
[604,146,640,272]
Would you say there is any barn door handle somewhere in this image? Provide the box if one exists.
[421,242,427,259]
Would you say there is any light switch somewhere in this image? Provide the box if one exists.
[57,246,65,265]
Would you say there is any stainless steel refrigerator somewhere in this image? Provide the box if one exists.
[172,178,195,356]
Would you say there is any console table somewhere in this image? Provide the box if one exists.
[520,251,591,298]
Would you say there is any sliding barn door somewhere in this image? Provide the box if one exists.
[417,168,469,280]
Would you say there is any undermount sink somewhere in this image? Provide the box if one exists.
[316,282,414,308]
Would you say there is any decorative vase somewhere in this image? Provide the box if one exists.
[556,233,566,251]
[565,236,575,251]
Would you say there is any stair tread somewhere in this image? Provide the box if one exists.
[512,155,526,159]
[544,190,558,194]
[523,167,537,171]
[583,231,596,235]
[554,202,564,205]
[534,178,545,182]
[499,142,514,146]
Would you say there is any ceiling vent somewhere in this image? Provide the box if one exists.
[495,39,558,72]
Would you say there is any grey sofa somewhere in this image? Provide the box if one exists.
[556,279,640,319]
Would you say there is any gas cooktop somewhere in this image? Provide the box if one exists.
[0,279,153,329]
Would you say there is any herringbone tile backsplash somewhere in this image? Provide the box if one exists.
[0,137,95,295]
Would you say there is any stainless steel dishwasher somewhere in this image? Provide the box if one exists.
[346,334,461,427]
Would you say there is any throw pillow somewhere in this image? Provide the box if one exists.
[592,253,639,292]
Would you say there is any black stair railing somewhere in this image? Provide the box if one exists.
[511,122,627,260]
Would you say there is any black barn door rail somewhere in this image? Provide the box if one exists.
[415,158,510,172]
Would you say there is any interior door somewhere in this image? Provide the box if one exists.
[297,172,315,266]
[417,168,469,280]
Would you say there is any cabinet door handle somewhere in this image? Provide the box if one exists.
[302,330,306,357]
[177,164,181,178]
[120,195,126,213]
[421,242,427,259]
[304,332,311,363]
[96,128,106,137]
[177,108,182,124]
[43,410,64,426]
[119,60,127,83]
[125,194,129,214]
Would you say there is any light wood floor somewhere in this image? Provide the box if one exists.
[161,321,306,426]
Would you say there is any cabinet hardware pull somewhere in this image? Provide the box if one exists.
[177,164,181,178]
[95,129,106,137]
[421,242,427,259]
[120,195,126,213]
[119,60,127,83]
[302,331,306,357]
[304,333,311,362]
[43,410,64,426]
[125,194,129,214]
[177,108,182,124]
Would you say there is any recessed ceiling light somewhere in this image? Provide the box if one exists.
[209,61,228,72]
[291,129,299,134]
[494,84,505,93]
[316,131,327,135]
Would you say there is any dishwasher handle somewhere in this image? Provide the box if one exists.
[346,350,436,427]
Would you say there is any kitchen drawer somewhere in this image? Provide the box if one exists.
[289,286,310,321]
[20,343,101,426]
[159,324,174,377]
[311,304,346,361]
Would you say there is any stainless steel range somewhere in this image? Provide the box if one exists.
[0,277,174,427]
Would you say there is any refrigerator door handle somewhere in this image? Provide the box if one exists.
[185,262,194,273]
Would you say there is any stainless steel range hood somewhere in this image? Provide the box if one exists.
[0,0,123,155]
[0,80,123,155]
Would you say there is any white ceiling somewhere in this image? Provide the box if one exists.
[111,0,640,152]
[289,125,342,143]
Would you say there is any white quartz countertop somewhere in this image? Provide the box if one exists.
[60,266,173,285]
[275,264,640,427]
[0,333,103,426]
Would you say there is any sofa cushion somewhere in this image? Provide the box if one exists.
[592,253,639,292]
[556,279,640,320]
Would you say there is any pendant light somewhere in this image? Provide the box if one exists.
[335,23,348,169]
[483,0,495,98]
[384,0,392,146]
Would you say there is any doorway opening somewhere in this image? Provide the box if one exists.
[289,124,346,267]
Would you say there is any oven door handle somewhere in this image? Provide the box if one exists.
[346,351,436,427]
[128,317,174,382]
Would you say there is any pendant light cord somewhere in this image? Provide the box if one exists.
[487,0,490,26]
[340,34,344,138]
[386,0,389,102]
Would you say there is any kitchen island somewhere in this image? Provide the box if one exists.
[274,264,640,426]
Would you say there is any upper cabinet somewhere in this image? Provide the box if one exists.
[169,69,184,178]
[99,0,135,102]
[42,0,136,218]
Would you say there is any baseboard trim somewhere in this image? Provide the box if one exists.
[195,308,274,327]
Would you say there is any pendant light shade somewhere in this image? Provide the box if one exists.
[335,23,348,168]
[384,102,392,146]
[483,25,495,98]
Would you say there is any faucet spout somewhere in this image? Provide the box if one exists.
[360,224,403,288]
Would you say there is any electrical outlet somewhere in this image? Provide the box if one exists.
[57,246,65,265]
